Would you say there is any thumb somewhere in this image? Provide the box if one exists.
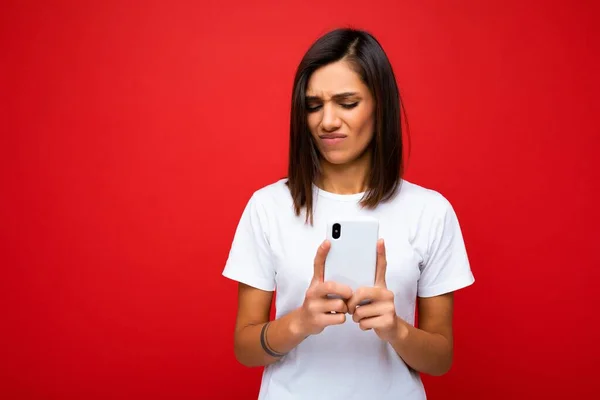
[374,239,387,288]
[312,240,330,285]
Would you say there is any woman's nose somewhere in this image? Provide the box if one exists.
[321,103,341,132]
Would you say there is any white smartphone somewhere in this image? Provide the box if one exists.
[324,216,380,292]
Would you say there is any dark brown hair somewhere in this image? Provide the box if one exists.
[287,28,406,224]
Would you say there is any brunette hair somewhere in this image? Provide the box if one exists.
[287,28,406,224]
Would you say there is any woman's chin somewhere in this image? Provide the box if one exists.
[321,153,353,166]
[320,149,369,167]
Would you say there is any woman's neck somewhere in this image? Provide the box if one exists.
[317,151,372,195]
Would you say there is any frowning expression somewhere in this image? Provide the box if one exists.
[306,60,375,165]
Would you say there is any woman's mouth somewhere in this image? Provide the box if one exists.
[319,133,347,146]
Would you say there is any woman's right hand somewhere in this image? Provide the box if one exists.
[292,240,354,337]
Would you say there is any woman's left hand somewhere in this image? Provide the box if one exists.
[347,239,403,343]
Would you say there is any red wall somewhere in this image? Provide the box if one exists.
[2,1,599,398]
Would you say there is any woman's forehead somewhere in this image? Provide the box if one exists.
[306,61,367,97]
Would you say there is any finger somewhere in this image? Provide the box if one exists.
[352,301,394,323]
[312,240,330,284]
[324,298,349,314]
[374,239,387,288]
[347,287,380,312]
[358,315,386,331]
[315,281,353,300]
[319,312,346,327]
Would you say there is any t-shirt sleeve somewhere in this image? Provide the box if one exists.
[222,193,276,292]
[417,196,475,298]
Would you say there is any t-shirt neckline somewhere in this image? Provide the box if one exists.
[312,184,366,202]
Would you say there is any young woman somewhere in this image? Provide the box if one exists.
[222,28,475,400]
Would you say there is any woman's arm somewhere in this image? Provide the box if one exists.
[348,239,455,376]
[233,240,354,367]
[388,293,454,376]
[233,283,307,367]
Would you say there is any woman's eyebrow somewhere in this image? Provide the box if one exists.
[305,92,360,101]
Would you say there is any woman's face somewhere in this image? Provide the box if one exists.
[306,60,375,166]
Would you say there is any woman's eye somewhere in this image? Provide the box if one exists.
[341,102,359,109]
[306,104,322,112]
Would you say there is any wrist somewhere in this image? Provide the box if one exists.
[390,316,410,346]
[288,308,309,339]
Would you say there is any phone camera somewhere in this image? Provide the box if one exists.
[332,223,341,239]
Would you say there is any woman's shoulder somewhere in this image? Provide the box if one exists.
[244,178,292,211]
[393,179,460,223]
[397,180,451,207]
[251,177,290,199]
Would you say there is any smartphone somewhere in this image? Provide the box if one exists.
[324,217,380,293]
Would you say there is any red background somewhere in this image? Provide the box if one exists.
[2,0,599,398]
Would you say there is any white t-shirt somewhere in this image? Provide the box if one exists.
[222,178,475,400]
